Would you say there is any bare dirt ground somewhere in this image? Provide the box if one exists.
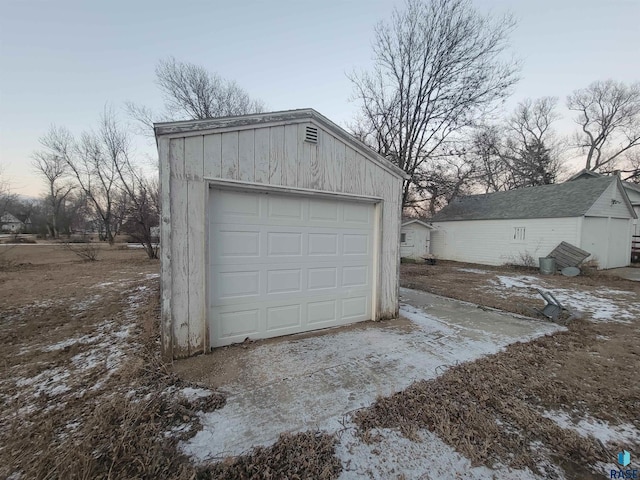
[0,245,338,479]
[2,246,638,479]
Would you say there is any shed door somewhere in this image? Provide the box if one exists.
[608,218,630,269]
[208,188,376,347]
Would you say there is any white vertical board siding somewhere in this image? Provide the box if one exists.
[158,137,172,358]
[400,224,431,258]
[184,136,206,351]
[159,118,403,357]
[169,138,190,355]
[586,182,634,218]
[582,217,632,269]
[431,217,581,266]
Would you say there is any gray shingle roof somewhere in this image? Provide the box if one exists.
[431,176,615,222]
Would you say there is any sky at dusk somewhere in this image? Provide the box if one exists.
[1,0,639,197]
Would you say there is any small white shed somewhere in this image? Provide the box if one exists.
[430,176,636,270]
[155,109,406,358]
[400,219,435,260]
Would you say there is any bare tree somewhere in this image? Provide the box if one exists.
[155,57,265,120]
[568,79,640,172]
[0,165,16,218]
[474,97,563,192]
[350,0,519,208]
[32,127,76,237]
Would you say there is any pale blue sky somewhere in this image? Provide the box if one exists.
[1,0,639,196]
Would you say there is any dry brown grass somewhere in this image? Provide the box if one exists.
[1,246,343,480]
[202,431,342,480]
[350,262,640,477]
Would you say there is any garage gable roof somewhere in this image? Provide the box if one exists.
[154,108,408,180]
[401,219,435,229]
[431,176,630,222]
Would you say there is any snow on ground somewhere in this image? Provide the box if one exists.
[489,275,640,322]
[542,410,640,447]
[180,293,562,478]
[457,267,492,274]
[8,281,151,408]
[336,426,563,480]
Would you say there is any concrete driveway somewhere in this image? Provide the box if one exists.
[173,288,563,464]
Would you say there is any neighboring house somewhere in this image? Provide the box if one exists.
[568,170,640,235]
[401,219,435,260]
[1,213,24,233]
[155,109,406,358]
[430,176,636,270]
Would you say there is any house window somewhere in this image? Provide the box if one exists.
[513,227,526,241]
[400,233,407,244]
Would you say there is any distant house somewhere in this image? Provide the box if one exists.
[1,213,25,233]
[400,219,435,260]
[430,176,636,269]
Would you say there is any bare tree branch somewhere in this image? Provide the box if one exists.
[567,79,640,172]
[350,0,519,208]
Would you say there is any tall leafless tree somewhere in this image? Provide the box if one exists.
[32,127,76,237]
[568,80,640,174]
[127,57,265,136]
[350,0,519,208]
[475,97,563,192]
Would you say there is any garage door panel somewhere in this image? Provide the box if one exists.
[217,271,260,299]
[209,188,376,347]
[342,266,368,287]
[309,199,339,222]
[266,305,301,331]
[308,267,338,290]
[343,203,373,225]
[266,269,302,294]
[307,300,338,324]
[218,230,260,257]
[342,296,369,319]
[308,233,339,255]
[218,309,261,338]
[343,234,369,255]
[267,196,303,220]
[267,232,302,256]
[212,191,261,220]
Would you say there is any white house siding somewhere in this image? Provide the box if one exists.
[158,114,403,358]
[430,217,581,266]
[581,216,632,269]
[400,223,431,259]
[586,181,633,218]
[624,188,640,235]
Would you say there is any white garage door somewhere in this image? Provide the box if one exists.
[208,188,377,347]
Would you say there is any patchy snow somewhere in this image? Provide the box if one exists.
[489,275,640,323]
[43,333,102,352]
[457,267,492,274]
[542,410,640,447]
[15,367,71,397]
[336,426,560,480]
[180,290,562,471]
[180,387,214,401]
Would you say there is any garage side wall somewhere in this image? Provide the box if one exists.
[430,217,581,266]
[160,121,402,358]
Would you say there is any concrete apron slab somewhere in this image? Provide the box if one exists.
[177,288,563,462]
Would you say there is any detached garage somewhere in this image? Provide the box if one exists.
[155,109,406,359]
[430,175,635,270]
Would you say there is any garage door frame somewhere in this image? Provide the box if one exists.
[206,178,384,348]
